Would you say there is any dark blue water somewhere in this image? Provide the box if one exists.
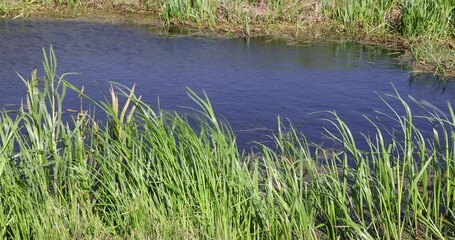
[1,19,454,149]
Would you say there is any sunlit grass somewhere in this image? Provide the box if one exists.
[329,0,454,39]
[401,0,454,39]
[1,48,455,239]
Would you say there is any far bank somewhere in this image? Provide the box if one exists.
[1,0,454,76]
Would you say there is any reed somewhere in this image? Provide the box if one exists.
[1,49,454,239]
[401,0,454,38]
[329,0,454,38]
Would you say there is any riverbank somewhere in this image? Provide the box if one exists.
[0,48,454,239]
[1,0,454,76]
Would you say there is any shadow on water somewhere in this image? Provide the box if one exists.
[1,19,455,150]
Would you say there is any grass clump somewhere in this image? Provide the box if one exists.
[400,0,454,38]
[329,0,454,39]
[1,48,455,239]
[327,0,454,75]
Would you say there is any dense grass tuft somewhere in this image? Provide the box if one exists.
[329,0,454,38]
[1,49,455,239]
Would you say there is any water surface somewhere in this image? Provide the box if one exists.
[1,19,454,149]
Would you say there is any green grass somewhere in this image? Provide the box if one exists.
[1,48,455,239]
[327,0,454,75]
[2,0,452,40]
[401,0,454,39]
[329,0,454,38]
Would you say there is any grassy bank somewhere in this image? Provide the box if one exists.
[0,0,454,76]
[1,48,455,239]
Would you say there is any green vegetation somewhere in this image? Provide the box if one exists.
[1,48,455,239]
[328,0,454,75]
[0,0,453,75]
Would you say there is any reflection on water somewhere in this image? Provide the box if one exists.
[1,19,454,149]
